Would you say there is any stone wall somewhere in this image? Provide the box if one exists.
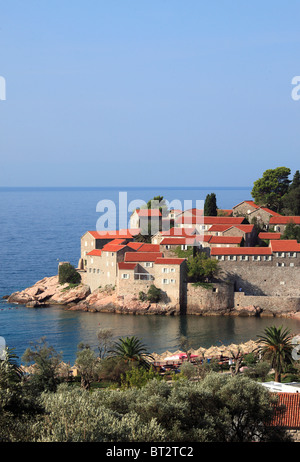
[234,292,300,316]
[186,282,234,315]
[219,265,300,297]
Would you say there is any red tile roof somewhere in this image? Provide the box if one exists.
[160,237,195,245]
[233,201,280,216]
[87,249,102,256]
[260,207,281,217]
[269,216,300,225]
[176,217,245,225]
[233,200,259,209]
[161,228,197,237]
[126,242,144,250]
[269,240,300,252]
[208,224,254,233]
[108,238,127,245]
[259,232,281,240]
[101,244,127,252]
[118,262,137,270]
[208,236,243,244]
[124,252,163,262]
[87,230,136,239]
[155,257,186,265]
[211,247,272,256]
[137,243,161,252]
[271,393,300,428]
[136,209,162,217]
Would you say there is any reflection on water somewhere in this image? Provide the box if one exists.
[2,303,300,365]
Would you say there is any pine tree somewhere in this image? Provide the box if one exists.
[204,193,217,216]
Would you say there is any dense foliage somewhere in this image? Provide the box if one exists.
[204,193,218,216]
[1,325,299,442]
[58,263,81,285]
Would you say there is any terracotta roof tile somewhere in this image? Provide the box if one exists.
[269,240,300,252]
[155,258,186,265]
[87,249,102,256]
[118,262,137,270]
[124,252,163,262]
[271,393,300,428]
[269,216,300,225]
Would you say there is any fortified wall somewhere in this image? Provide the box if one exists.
[218,265,300,297]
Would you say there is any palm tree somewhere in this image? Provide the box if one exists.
[256,326,294,382]
[108,336,154,369]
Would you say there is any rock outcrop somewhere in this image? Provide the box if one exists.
[8,276,91,308]
[7,276,179,315]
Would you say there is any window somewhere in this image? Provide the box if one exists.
[89,268,92,273]
[170,279,176,284]
[97,269,100,273]
[165,245,170,250]
[276,262,285,267]
[263,256,272,261]
[162,268,169,273]
[217,255,225,261]
[228,255,237,261]
[93,268,96,273]
[122,273,129,279]
[91,258,94,264]
[162,279,169,284]
[85,241,87,247]
[290,263,295,267]
[106,252,109,257]
[276,252,285,257]
[145,262,153,267]
[170,268,175,272]
[107,271,110,277]
[181,245,188,250]
[252,256,261,261]
[287,252,297,258]
[240,255,249,261]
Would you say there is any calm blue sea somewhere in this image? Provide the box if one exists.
[1,186,300,365]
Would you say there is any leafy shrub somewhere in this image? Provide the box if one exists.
[58,263,81,285]
[147,285,161,303]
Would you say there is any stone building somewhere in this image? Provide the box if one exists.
[232,200,281,226]
[269,216,300,234]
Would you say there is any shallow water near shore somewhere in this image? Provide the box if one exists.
[2,301,300,364]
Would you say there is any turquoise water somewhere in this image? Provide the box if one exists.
[1,186,300,364]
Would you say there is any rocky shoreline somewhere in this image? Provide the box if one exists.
[6,275,300,319]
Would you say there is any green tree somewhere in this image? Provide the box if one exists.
[147,284,161,303]
[22,337,62,393]
[251,167,291,212]
[108,336,154,369]
[281,185,300,215]
[97,328,114,360]
[282,222,300,242]
[147,195,168,216]
[187,253,218,282]
[204,193,217,216]
[289,170,300,190]
[256,326,294,382]
[58,262,81,285]
[0,348,44,442]
[75,343,101,390]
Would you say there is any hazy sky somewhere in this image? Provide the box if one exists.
[1,1,300,187]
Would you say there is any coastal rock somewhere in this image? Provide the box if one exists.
[230,305,262,317]
[72,287,179,315]
[7,276,90,307]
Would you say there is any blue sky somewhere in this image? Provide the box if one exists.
[0,1,300,187]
